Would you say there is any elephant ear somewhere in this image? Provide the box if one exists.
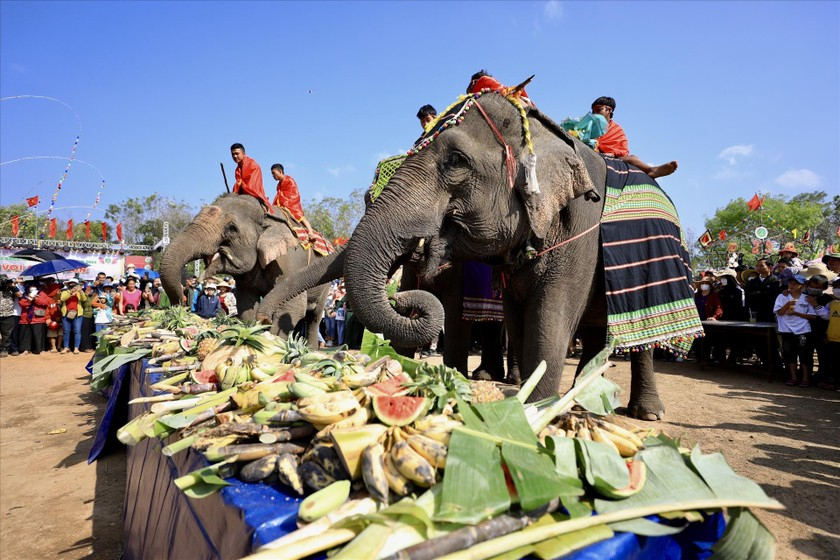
[516,108,596,239]
[257,222,291,268]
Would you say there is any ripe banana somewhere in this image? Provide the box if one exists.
[383,452,412,497]
[299,460,337,492]
[576,425,592,441]
[412,414,462,433]
[595,418,645,448]
[276,453,304,495]
[297,390,357,409]
[361,443,390,504]
[589,422,621,455]
[390,441,436,487]
[314,406,369,440]
[406,434,448,469]
[592,422,641,457]
[420,427,454,446]
[311,443,350,480]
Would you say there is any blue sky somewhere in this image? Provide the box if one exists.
[1,1,837,242]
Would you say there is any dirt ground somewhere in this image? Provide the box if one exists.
[0,351,837,559]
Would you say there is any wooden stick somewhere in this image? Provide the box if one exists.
[220,162,230,193]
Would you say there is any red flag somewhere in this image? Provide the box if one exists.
[48,218,57,238]
[802,230,810,244]
[11,215,19,237]
[101,222,107,241]
[718,230,727,241]
[26,195,39,207]
[116,223,123,242]
[85,220,91,240]
[66,219,74,240]
[747,194,763,211]
[698,229,713,247]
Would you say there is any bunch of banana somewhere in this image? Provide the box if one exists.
[338,363,382,389]
[297,390,361,427]
[538,412,651,458]
[216,362,254,390]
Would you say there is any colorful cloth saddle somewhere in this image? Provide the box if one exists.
[600,157,703,355]
[277,208,334,256]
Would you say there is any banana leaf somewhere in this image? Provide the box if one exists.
[575,438,630,495]
[360,329,419,375]
[710,508,775,560]
[90,348,151,391]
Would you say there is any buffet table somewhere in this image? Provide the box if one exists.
[92,360,725,560]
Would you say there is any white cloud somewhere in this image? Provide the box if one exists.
[544,1,563,20]
[774,169,821,189]
[718,144,754,165]
[326,165,356,178]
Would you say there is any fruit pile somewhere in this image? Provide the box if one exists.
[98,312,781,560]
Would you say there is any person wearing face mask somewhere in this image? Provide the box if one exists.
[694,276,722,364]
[744,258,780,323]
[801,266,836,389]
[774,274,820,387]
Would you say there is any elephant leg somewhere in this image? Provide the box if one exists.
[627,349,665,421]
[236,290,262,323]
[575,326,607,377]
[520,301,573,402]
[442,317,470,376]
[503,297,525,386]
[273,293,307,338]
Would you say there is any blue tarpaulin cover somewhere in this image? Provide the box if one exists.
[94,360,724,559]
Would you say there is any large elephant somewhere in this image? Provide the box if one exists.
[342,91,701,418]
[160,193,329,348]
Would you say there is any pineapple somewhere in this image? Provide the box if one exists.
[196,336,220,361]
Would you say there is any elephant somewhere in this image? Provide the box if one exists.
[340,91,702,419]
[160,193,330,348]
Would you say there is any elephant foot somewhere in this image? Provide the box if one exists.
[255,313,271,325]
[626,403,665,422]
[471,368,506,383]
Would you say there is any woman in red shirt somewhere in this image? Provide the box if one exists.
[18,283,51,355]
[119,277,142,314]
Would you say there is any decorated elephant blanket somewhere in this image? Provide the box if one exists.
[291,225,334,256]
[600,157,703,355]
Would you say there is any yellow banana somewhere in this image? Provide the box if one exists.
[298,398,360,425]
[576,425,592,441]
[592,423,640,457]
[297,390,357,409]
[383,451,412,497]
[276,453,304,495]
[589,422,622,455]
[406,434,448,469]
[314,406,369,440]
[361,443,390,504]
[412,414,462,433]
[596,418,645,448]
[390,441,436,487]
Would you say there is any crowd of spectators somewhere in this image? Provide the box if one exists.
[0,264,240,358]
[692,249,840,390]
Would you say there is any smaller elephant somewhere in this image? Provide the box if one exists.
[160,193,329,348]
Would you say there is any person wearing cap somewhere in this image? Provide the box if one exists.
[774,274,820,387]
[59,279,87,354]
[195,283,221,319]
[822,251,840,275]
[217,281,237,317]
[590,96,678,179]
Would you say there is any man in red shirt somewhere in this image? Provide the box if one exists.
[230,143,272,211]
[591,97,677,179]
[270,164,313,234]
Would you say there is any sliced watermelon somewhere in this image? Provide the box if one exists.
[179,339,195,353]
[190,369,218,385]
[599,460,647,499]
[372,395,431,426]
[273,368,296,383]
[365,372,412,397]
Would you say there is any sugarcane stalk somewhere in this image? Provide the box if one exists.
[150,397,201,414]
[145,364,198,374]
[178,383,216,395]
[253,408,303,425]
[149,372,190,389]
[515,361,547,404]
[184,402,232,429]
[173,457,238,490]
[204,442,306,462]
[192,434,241,452]
[129,394,176,405]
[148,351,186,365]
[161,430,206,456]
[332,523,394,560]
[531,360,612,434]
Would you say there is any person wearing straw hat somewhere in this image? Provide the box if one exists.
[777,242,804,272]
[217,281,237,317]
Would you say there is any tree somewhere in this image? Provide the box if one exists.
[303,188,366,241]
[699,191,834,267]
[0,203,39,238]
[104,193,195,246]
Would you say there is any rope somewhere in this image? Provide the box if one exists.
[534,222,600,258]
[473,99,517,190]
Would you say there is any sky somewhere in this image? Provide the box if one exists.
[1,1,838,243]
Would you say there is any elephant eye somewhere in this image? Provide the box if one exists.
[445,150,468,168]
[225,222,238,235]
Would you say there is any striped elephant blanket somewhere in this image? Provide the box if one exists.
[600,157,703,355]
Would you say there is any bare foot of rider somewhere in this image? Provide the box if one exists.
[647,160,678,179]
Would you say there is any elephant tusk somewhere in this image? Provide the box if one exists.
[212,252,221,262]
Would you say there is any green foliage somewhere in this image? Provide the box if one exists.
[0,203,39,237]
[304,188,366,240]
[105,193,195,246]
[697,191,837,267]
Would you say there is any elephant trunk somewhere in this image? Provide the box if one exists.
[258,245,347,323]
[344,192,444,348]
[160,209,224,306]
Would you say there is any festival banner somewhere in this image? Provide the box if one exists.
[85,220,91,241]
[48,218,57,238]
[0,248,124,280]
[66,219,74,240]
[11,216,19,237]
[698,229,713,247]
[26,196,40,207]
[101,222,108,241]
